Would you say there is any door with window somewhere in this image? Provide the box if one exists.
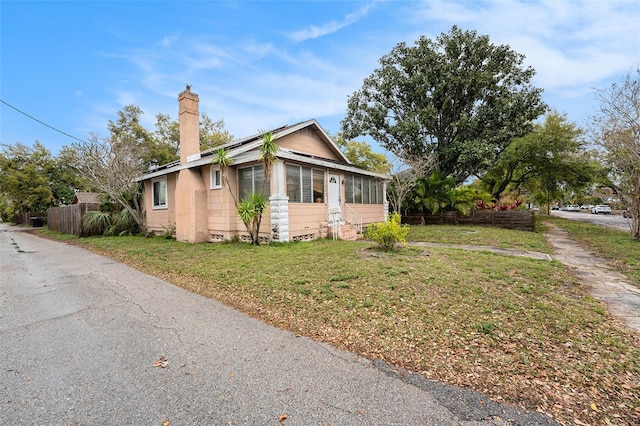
[328,174,341,213]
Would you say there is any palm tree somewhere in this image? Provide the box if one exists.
[242,131,279,244]
[211,148,238,206]
[407,171,456,215]
[259,130,278,175]
[211,132,279,245]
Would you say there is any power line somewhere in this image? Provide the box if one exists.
[0,99,87,143]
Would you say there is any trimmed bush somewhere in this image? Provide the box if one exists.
[364,212,409,251]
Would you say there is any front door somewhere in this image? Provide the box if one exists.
[328,174,341,212]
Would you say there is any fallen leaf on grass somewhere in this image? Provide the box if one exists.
[154,357,169,368]
[162,420,169,426]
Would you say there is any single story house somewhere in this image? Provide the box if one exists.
[140,86,389,243]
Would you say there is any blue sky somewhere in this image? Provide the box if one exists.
[1,0,639,156]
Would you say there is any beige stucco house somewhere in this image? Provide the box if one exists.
[140,86,388,243]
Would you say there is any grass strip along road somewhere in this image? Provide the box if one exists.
[37,221,640,425]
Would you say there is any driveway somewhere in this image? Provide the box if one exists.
[550,210,633,232]
[0,224,556,425]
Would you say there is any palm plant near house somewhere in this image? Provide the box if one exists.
[237,192,267,245]
[212,148,238,206]
[211,131,279,245]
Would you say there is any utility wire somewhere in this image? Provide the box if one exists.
[1,99,87,143]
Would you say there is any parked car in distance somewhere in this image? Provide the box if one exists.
[591,205,612,214]
[551,205,560,210]
[565,205,580,212]
[580,204,593,211]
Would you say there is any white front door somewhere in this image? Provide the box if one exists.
[328,174,341,211]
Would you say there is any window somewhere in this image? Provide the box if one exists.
[345,175,354,204]
[152,177,167,209]
[343,174,383,204]
[286,164,324,203]
[354,176,362,203]
[238,165,270,199]
[313,169,325,203]
[286,165,301,202]
[210,167,222,189]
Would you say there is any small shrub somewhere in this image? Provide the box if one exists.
[160,223,176,239]
[364,212,409,251]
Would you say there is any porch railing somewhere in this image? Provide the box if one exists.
[343,204,363,233]
[328,207,341,240]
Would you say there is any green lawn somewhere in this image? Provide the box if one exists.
[36,226,640,426]
[407,223,551,253]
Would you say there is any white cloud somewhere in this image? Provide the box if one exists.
[288,2,377,42]
[158,34,179,48]
[411,0,640,92]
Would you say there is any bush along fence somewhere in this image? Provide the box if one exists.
[47,203,100,237]
[401,210,536,232]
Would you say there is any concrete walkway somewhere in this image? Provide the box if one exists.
[544,226,640,332]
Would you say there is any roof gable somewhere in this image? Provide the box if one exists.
[200,119,350,164]
[142,119,388,180]
[72,192,101,204]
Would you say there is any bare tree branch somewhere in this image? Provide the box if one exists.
[590,68,640,239]
[69,133,147,234]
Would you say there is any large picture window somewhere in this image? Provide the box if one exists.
[152,177,167,209]
[238,165,270,199]
[344,175,383,204]
[286,164,324,203]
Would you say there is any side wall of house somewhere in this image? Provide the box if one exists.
[206,164,273,243]
[206,163,236,241]
[144,173,177,232]
[287,203,327,240]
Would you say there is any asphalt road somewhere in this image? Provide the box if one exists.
[0,224,557,425]
[550,210,633,232]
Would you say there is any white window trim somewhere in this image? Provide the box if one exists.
[210,166,222,189]
[152,177,168,209]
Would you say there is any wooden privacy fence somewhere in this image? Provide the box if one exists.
[47,203,100,237]
[13,211,45,227]
[402,210,536,232]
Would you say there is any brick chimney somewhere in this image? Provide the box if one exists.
[178,85,200,164]
[175,85,208,243]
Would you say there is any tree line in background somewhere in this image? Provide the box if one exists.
[0,107,234,235]
[1,26,638,239]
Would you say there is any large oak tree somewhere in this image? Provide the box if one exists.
[341,26,547,183]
